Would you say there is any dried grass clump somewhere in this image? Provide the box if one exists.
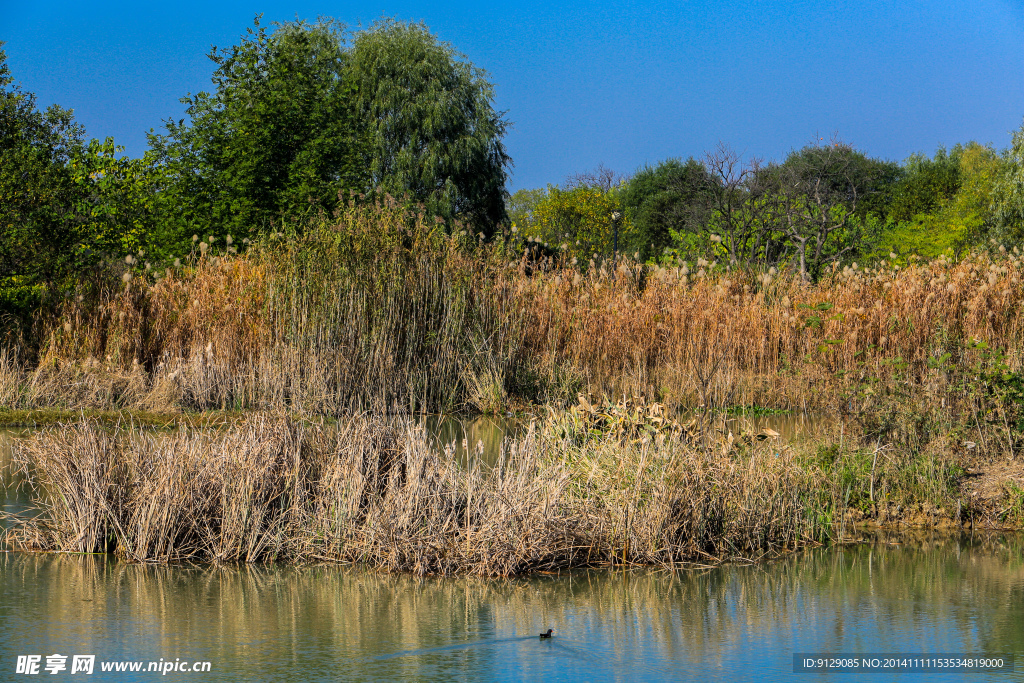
[0,347,26,406]
[5,414,822,575]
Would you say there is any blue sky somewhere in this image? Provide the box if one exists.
[3,0,1023,190]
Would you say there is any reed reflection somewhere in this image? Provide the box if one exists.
[1,531,1021,681]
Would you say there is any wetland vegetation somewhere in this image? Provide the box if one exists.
[3,17,1024,573]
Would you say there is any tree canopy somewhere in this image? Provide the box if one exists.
[619,158,711,261]
[994,118,1024,242]
[1,45,81,302]
[146,17,511,256]
[348,19,511,231]
[515,184,633,263]
[146,17,368,253]
[0,44,154,322]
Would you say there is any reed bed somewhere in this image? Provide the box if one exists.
[3,202,1023,423]
[16,200,525,414]
[5,414,823,575]
[518,250,1024,412]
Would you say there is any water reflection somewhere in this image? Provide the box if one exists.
[418,411,833,468]
[419,414,522,467]
[726,412,832,442]
[0,429,34,530]
[0,533,1021,681]
[3,425,1022,681]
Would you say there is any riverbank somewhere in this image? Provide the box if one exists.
[2,219,1023,570]
[4,407,1020,575]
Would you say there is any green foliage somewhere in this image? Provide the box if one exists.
[960,339,1024,436]
[651,142,896,277]
[507,187,548,233]
[874,143,1004,259]
[993,118,1024,243]
[147,17,368,256]
[521,185,632,262]
[676,142,888,278]
[886,147,962,224]
[0,45,151,326]
[0,43,83,313]
[777,143,901,219]
[619,157,711,261]
[870,214,963,261]
[772,143,899,278]
[71,138,161,259]
[349,19,511,231]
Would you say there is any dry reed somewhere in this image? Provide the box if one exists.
[5,413,822,575]
[3,203,1023,422]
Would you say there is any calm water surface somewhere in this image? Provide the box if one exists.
[2,429,1023,681]
[421,411,831,467]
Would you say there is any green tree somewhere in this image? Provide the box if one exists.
[693,146,786,268]
[523,185,631,262]
[348,19,511,231]
[1,44,95,321]
[72,138,161,259]
[620,157,712,261]
[507,187,548,233]
[0,45,155,326]
[873,143,1004,259]
[994,118,1024,243]
[885,147,961,224]
[147,16,369,255]
[777,142,900,220]
[769,141,887,279]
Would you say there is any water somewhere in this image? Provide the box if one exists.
[2,428,1023,681]
[1,536,1021,681]
[420,413,522,467]
[0,429,34,530]
[420,411,832,467]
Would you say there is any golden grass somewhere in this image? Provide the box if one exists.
[518,251,1024,411]
[15,201,526,414]
[3,202,1023,424]
[5,413,822,575]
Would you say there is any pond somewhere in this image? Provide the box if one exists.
[2,427,1022,681]
[1,535,1020,681]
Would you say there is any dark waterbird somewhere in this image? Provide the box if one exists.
[540,629,553,639]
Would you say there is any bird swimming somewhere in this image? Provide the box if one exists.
[539,629,553,639]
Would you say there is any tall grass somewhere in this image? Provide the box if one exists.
[518,250,1024,415]
[4,202,1023,433]
[18,199,525,414]
[5,414,823,574]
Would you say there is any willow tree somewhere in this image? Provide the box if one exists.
[349,20,511,231]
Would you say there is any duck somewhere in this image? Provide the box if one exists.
[539,629,553,639]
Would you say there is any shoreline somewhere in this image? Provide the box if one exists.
[3,410,1021,575]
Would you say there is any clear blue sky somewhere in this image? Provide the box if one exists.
[3,0,1023,190]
